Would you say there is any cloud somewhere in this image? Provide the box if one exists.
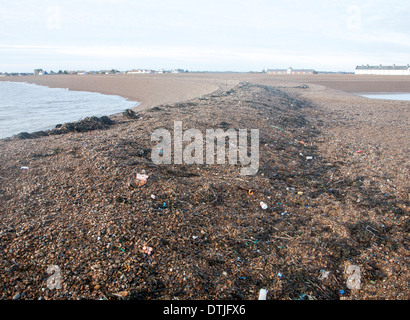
[0,0,409,72]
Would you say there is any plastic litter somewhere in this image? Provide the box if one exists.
[318,269,330,280]
[271,125,286,132]
[142,245,153,255]
[20,166,29,170]
[258,289,268,300]
[306,156,313,160]
[136,173,149,186]
[260,201,268,210]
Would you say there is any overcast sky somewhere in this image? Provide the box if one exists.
[1,0,409,73]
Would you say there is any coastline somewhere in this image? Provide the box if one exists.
[0,75,409,300]
[0,74,238,111]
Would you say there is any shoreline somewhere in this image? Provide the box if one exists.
[0,77,409,300]
[0,80,141,140]
[0,74,238,111]
[1,74,409,139]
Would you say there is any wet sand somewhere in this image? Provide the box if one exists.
[0,74,409,300]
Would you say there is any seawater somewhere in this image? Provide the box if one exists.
[358,92,410,101]
[0,81,139,139]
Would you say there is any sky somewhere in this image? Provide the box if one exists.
[1,0,409,73]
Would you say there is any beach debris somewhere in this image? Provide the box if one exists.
[298,294,315,300]
[237,186,255,195]
[271,125,286,132]
[318,269,330,280]
[123,109,139,119]
[260,201,268,210]
[356,150,363,153]
[12,292,21,300]
[136,173,149,186]
[47,116,114,136]
[112,291,129,298]
[306,156,313,160]
[258,288,268,300]
[278,272,283,278]
[297,191,304,195]
[142,245,153,255]
[150,194,156,200]
[16,132,32,140]
[20,166,30,170]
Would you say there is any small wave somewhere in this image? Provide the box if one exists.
[0,81,139,139]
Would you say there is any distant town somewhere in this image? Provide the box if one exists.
[0,68,189,77]
[1,64,409,77]
[0,67,352,77]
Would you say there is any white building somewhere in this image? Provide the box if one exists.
[355,64,410,75]
[267,67,315,75]
[127,69,152,74]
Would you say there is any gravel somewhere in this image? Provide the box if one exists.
[0,81,408,300]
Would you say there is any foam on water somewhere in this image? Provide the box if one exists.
[0,81,138,139]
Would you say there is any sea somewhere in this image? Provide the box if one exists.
[357,93,410,101]
[0,81,139,139]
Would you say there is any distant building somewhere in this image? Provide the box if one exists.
[170,69,185,73]
[267,67,315,75]
[127,69,153,74]
[34,69,44,76]
[355,64,410,75]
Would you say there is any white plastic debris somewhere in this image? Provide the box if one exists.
[306,156,313,160]
[318,269,330,280]
[260,202,268,210]
[258,288,268,300]
[136,173,149,186]
[150,194,156,200]
[20,166,29,170]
